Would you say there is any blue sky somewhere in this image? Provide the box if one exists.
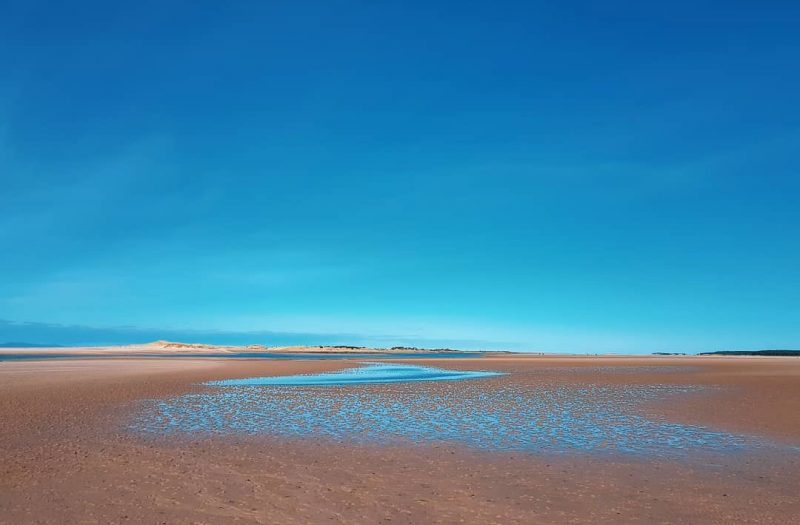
[1,1,798,352]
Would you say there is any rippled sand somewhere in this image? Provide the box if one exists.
[2,356,800,524]
[133,363,766,457]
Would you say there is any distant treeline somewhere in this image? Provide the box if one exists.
[315,345,461,352]
[390,346,459,352]
[652,352,687,356]
[698,349,800,356]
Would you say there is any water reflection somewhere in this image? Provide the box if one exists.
[209,362,504,386]
[132,363,762,457]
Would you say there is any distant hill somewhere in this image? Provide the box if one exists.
[0,342,64,348]
[698,349,800,356]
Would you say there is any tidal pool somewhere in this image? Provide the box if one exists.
[208,362,504,386]
[131,362,764,457]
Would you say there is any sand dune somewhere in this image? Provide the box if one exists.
[0,341,479,355]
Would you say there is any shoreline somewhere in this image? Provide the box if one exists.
[3,341,799,358]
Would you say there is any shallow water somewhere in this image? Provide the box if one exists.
[0,351,482,362]
[131,362,766,457]
[209,362,504,386]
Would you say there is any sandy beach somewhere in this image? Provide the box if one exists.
[5,1,799,522]
[2,354,799,524]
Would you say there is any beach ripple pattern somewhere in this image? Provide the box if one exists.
[131,363,757,456]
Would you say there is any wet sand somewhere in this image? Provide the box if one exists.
[2,356,799,524]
